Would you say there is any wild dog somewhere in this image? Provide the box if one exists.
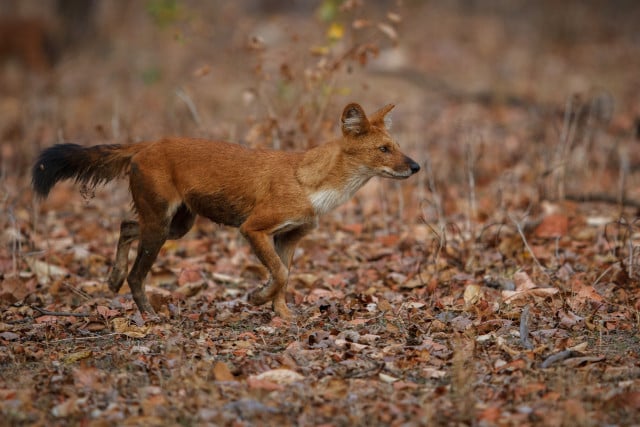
[32,103,420,319]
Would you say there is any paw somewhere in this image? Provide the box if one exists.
[248,287,272,306]
[273,298,294,320]
[107,270,126,293]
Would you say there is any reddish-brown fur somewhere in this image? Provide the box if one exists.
[32,103,420,319]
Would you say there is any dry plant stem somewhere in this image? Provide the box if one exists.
[396,181,404,219]
[592,264,614,287]
[111,97,120,141]
[63,282,92,301]
[424,158,445,228]
[464,138,477,233]
[618,147,629,219]
[8,207,19,276]
[628,225,635,280]
[309,72,338,137]
[556,95,582,200]
[175,87,202,127]
[256,85,281,149]
[508,213,551,281]
[519,305,534,350]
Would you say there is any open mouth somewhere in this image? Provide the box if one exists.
[380,169,412,179]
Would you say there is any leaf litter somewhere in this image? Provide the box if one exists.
[1,2,640,426]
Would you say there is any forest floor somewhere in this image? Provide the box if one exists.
[1,2,639,426]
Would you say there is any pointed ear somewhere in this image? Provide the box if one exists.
[370,104,395,130]
[341,103,370,136]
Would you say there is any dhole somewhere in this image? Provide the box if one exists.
[32,103,420,319]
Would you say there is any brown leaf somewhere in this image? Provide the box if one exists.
[96,305,120,319]
[534,213,569,238]
[63,350,92,365]
[178,268,203,286]
[174,280,206,298]
[558,310,584,329]
[0,276,31,302]
[112,318,149,338]
[607,391,640,410]
[213,362,235,381]
[513,271,537,291]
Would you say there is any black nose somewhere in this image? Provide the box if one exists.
[409,160,420,174]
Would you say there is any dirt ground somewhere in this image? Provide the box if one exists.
[1,1,639,426]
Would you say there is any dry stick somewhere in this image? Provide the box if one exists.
[563,192,640,209]
[508,213,552,281]
[541,349,576,368]
[32,306,91,317]
[519,304,534,350]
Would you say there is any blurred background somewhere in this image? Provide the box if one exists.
[1,0,639,224]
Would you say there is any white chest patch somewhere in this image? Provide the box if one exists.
[309,174,370,215]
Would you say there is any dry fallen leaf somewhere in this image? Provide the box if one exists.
[63,350,92,365]
[111,318,149,338]
[25,258,68,284]
[252,369,304,385]
[463,283,484,308]
[174,280,206,298]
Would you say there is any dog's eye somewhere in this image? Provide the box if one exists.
[379,146,389,153]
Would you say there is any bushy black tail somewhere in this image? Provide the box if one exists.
[32,143,144,197]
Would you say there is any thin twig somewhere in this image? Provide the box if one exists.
[508,213,551,281]
[519,305,534,350]
[618,146,629,212]
[32,306,91,317]
[48,333,120,344]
